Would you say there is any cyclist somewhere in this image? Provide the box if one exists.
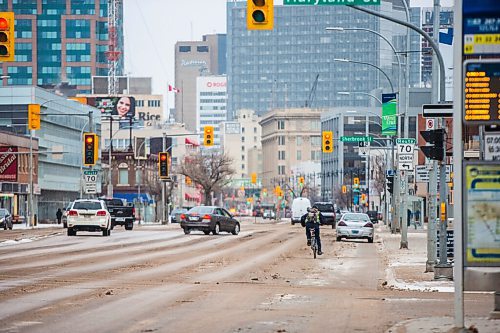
[301,206,323,255]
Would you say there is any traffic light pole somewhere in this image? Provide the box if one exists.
[161,133,167,224]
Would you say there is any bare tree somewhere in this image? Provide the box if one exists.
[371,155,386,198]
[178,152,236,206]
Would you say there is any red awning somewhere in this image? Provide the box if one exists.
[185,137,199,146]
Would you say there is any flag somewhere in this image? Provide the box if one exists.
[168,84,180,93]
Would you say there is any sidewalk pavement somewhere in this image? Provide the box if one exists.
[377,223,499,333]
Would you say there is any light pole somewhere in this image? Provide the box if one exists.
[337,91,382,105]
[79,118,90,198]
[333,58,395,93]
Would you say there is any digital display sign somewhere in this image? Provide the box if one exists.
[464,60,500,124]
[463,0,500,56]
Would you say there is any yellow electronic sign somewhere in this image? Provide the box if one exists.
[464,61,500,124]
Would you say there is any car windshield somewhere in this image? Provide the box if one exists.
[343,213,370,222]
[314,204,333,212]
[0,209,7,217]
[104,199,125,206]
[73,201,102,210]
[188,206,214,215]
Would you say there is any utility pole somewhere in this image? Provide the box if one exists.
[161,133,167,224]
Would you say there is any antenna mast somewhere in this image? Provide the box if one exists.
[106,0,121,95]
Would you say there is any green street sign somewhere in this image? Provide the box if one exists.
[340,136,373,143]
[396,138,416,144]
[284,0,380,5]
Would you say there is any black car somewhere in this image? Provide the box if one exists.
[0,208,13,230]
[366,210,380,224]
[170,208,188,223]
[312,202,336,228]
[180,206,240,235]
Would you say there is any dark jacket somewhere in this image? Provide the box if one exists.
[56,209,63,219]
[300,211,323,227]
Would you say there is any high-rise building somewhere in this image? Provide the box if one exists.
[227,1,409,118]
[174,34,227,132]
[196,75,227,149]
[0,0,123,94]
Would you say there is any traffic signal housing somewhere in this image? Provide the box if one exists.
[83,133,98,166]
[247,0,273,30]
[28,104,40,130]
[0,12,14,62]
[158,152,169,179]
[299,176,304,185]
[342,185,347,194]
[203,126,214,146]
[420,129,445,161]
[322,131,333,153]
[251,172,257,184]
[386,175,394,194]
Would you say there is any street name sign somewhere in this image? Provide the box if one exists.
[340,136,373,143]
[84,170,98,194]
[422,103,453,118]
[284,0,380,5]
[396,138,416,145]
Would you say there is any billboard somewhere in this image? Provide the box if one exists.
[0,146,18,182]
[93,96,136,119]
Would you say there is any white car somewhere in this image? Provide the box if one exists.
[66,199,112,237]
[336,212,374,243]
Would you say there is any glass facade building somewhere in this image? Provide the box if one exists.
[226,1,408,119]
[0,0,123,94]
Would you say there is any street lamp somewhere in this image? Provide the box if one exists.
[337,91,382,105]
[333,58,394,93]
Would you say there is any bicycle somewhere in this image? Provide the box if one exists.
[310,227,317,259]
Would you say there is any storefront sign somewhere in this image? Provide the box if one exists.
[0,146,17,182]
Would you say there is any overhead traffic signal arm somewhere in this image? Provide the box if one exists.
[247,0,274,30]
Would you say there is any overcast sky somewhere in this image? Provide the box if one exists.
[123,0,455,106]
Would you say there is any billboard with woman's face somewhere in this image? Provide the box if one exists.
[93,96,136,119]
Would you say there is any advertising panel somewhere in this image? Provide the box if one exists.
[0,146,18,182]
[381,93,397,136]
[464,163,500,266]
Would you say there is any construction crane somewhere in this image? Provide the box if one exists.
[305,74,319,108]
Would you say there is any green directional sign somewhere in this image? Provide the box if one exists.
[396,138,416,144]
[340,136,373,143]
[284,0,380,5]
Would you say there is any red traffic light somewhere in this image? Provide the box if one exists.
[85,136,94,144]
[160,154,167,161]
[0,18,8,31]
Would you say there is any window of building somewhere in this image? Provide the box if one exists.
[241,154,245,161]
[147,100,160,107]
[241,127,245,133]
[197,46,209,52]
[241,146,245,151]
[311,120,321,131]
[179,45,191,52]
[119,165,129,185]
[278,136,285,145]
[296,136,302,146]
[311,151,321,160]
[278,151,285,160]
[241,164,245,170]
[136,100,144,107]
[278,165,285,175]
[241,136,245,142]
[297,150,302,160]
[277,120,285,130]
[311,136,321,147]
[254,127,257,133]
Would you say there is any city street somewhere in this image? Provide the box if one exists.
[0,219,495,333]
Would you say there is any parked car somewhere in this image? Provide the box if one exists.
[180,206,240,235]
[170,208,188,223]
[102,198,135,230]
[262,209,275,220]
[66,199,112,237]
[336,212,374,243]
[0,208,13,230]
[62,201,73,228]
[291,197,311,225]
[312,202,336,228]
[366,210,380,224]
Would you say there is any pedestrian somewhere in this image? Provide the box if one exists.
[56,208,63,224]
[407,209,412,227]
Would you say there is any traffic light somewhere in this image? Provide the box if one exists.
[353,177,360,186]
[204,126,214,146]
[158,152,169,179]
[28,104,40,130]
[275,185,281,195]
[251,172,257,184]
[0,12,14,62]
[342,185,347,194]
[299,176,304,185]
[420,129,445,161]
[386,175,394,194]
[185,176,192,185]
[322,131,333,153]
[247,0,273,30]
[361,193,366,202]
[83,133,98,166]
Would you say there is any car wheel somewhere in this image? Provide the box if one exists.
[336,236,342,242]
[232,223,240,235]
[67,228,75,236]
[102,228,108,237]
[203,230,210,235]
[368,237,374,243]
[125,224,133,231]
[183,228,191,235]
[8,224,12,230]
[212,223,220,235]
[63,222,67,229]
[291,221,295,225]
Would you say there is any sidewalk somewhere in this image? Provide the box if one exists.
[377,224,499,333]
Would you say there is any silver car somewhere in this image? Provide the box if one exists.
[0,208,13,230]
[336,212,374,243]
